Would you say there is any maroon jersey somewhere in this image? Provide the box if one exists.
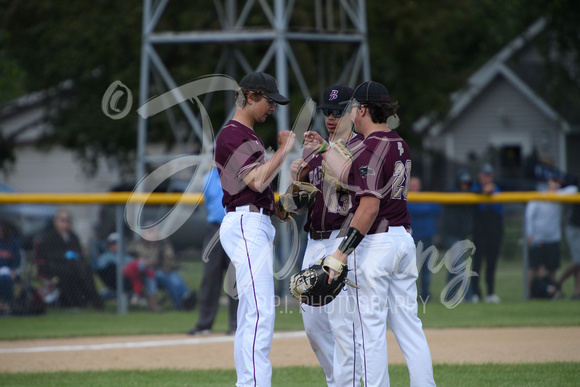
[351,130,411,233]
[215,120,275,213]
[302,134,363,232]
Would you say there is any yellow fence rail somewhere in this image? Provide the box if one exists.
[1,192,580,205]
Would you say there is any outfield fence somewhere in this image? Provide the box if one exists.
[1,191,579,315]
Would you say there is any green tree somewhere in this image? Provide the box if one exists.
[1,0,578,176]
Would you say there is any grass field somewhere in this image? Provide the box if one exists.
[1,363,579,387]
[3,257,579,340]
[1,255,579,386]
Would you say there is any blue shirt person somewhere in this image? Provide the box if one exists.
[439,170,476,303]
[408,177,441,302]
[187,166,238,335]
[471,163,503,303]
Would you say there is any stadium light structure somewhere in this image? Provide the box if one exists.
[136,0,371,181]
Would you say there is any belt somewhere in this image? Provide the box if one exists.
[367,226,411,235]
[309,230,333,240]
[310,226,410,239]
[367,226,389,235]
[227,204,272,216]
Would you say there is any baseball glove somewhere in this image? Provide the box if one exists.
[289,255,357,306]
[276,181,319,221]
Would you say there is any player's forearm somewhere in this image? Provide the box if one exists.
[244,146,292,192]
[331,197,379,264]
[322,147,352,183]
[304,131,351,180]
[290,165,309,182]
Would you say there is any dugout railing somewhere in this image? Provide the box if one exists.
[1,191,579,315]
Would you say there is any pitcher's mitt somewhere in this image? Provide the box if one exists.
[289,255,357,306]
[276,181,319,221]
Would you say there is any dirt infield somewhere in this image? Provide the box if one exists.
[1,326,578,373]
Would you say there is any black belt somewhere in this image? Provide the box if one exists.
[367,227,388,235]
[309,230,333,240]
[366,226,411,235]
[227,204,272,216]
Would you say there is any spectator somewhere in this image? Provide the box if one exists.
[187,166,238,335]
[438,170,476,303]
[95,232,161,311]
[526,177,578,298]
[407,176,441,302]
[558,203,580,300]
[471,163,503,304]
[126,225,196,311]
[122,261,161,312]
[94,232,133,298]
[35,209,104,309]
[0,219,22,315]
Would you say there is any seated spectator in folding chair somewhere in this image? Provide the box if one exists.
[96,232,161,311]
[0,218,23,316]
[126,224,196,311]
[94,232,133,299]
[35,209,104,309]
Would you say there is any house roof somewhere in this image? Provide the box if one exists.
[0,80,73,143]
[413,18,573,136]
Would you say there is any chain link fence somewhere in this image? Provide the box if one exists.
[0,192,578,316]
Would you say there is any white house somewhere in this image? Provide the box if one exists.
[413,18,580,189]
[0,88,211,251]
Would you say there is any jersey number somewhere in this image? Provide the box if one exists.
[327,191,351,216]
[392,160,412,200]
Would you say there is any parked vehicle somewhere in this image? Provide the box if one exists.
[0,182,57,250]
[93,180,208,253]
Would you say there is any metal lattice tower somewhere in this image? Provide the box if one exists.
[137,0,370,181]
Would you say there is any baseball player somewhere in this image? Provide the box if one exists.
[289,84,363,386]
[305,81,436,386]
[214,72,295,387]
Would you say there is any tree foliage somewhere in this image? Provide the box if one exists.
[0,0,578,176]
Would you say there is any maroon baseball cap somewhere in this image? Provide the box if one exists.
[317,84,354,110]
[352,81,391,104]
[239,72,289,105]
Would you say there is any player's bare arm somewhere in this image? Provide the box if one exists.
[290,158,309,181]
[304,130,324,152]
[243,130,296,192]
[304,131,352,182]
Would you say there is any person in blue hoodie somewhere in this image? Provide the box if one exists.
[407,176,441,302]
[471,163,503,303]
[438,170,476,304]
[187,166,238,335]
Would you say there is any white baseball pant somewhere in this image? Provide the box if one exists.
[301,229,361,386]
[220,209,277,387]
[349,226,436,387]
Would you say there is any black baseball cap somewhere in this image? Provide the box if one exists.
[480,163,494,174]
[352,81,391,104]
[239,72,289,105]
[317,84,354,110]
[457,170,473,183]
